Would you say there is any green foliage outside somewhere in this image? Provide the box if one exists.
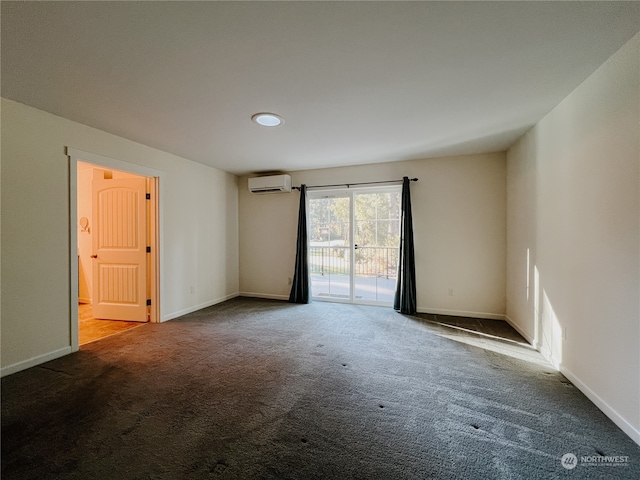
[309,191,401,277]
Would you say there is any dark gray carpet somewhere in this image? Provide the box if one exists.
[2,297,639,479]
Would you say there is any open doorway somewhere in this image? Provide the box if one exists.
[69,148,161,350]
[77,161,156,344]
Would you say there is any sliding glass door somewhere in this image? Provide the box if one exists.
[308,187,401,305]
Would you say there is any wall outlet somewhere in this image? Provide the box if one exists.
[190,285,195,294]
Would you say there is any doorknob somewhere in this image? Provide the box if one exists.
[90,254,98,258]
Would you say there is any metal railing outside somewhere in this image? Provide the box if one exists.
[309,246,399,279]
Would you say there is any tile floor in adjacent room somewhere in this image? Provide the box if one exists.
[78,303,145,345]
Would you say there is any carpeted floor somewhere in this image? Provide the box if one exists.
[2,297,639,479]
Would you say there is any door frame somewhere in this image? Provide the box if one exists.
[308,185,401,306]
[68,148,164,352]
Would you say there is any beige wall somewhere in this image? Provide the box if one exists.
[239,152,507,318]
[506,33,640,442]
[1,98,240,374]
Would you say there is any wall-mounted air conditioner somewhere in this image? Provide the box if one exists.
[248,174,292,194]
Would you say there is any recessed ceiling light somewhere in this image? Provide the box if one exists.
[252,113,283,127]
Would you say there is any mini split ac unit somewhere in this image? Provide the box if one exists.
[248,174,292,194]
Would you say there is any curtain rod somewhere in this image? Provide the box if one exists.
[292,178,418,191]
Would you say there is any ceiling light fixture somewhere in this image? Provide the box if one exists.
[251,112,283,127]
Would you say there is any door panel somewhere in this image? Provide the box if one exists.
[92,177,148,321]
[309,195,351,300]
[353,190,401,303]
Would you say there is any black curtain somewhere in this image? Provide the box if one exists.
[289,184,310,304]
[394,177,417,314]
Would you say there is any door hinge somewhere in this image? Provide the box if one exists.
[146,193,151,200]
[147,299,152,306]
[146,246,151,253]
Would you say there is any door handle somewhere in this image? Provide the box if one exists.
[90,255,98,258]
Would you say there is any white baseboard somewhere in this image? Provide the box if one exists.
[239,292,289,301]
[162,292,239,322]
[1,347,73,378]
[560,364,640,447]
[504,314,536,345]
[417,306,506,321]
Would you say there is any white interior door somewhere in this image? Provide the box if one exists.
[92,177,148,321]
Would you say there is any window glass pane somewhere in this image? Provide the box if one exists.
[309,196,351,300]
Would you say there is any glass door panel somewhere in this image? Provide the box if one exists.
[308,195,351,300]
[353,190,401,304]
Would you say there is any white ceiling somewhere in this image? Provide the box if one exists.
[2,2,640,175]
